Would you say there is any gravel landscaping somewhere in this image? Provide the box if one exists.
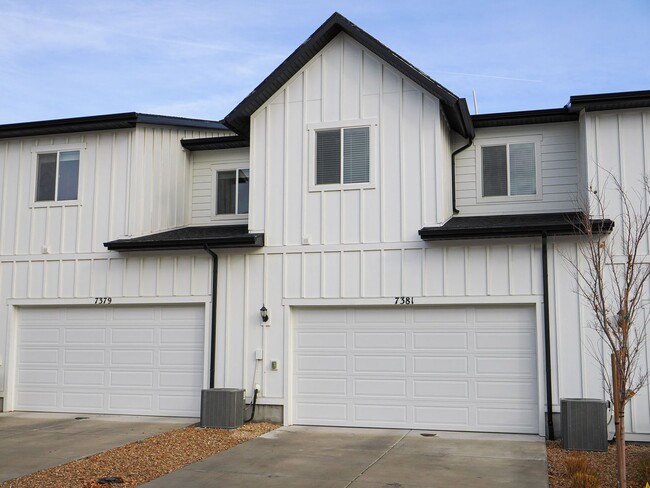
[547,440,650,487]
[0,422,278,488]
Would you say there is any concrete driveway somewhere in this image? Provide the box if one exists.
[0,412,196,482]
[143,426,548,488]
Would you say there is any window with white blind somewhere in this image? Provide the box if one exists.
[480,142,538,199]
[308,119,377,191]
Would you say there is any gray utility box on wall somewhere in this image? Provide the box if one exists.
[561,398,608,452]
[200,388,245,429]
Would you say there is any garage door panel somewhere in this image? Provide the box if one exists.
[414,405,469,426]
[414,380,469,399]
[354,356,406,373]
[65,328,105,344]
[16,305,204,417]
[64,370,105,386]
[354,404,407,423]
[296,331,347,349]
[65,350,105,366]
[111,328,155,344]
[19,369,58,385]
[475,331,535,351]
[354,379,406,397]
[296,378,347,396]
[412,332,468,350]
[296,402,348,421]
[63,392,104,409]
[413,356,468,374]
[110,371,153,387]
[19,349,58,364]
[20,328,59,344]
[412,307,468,323]
[294,305,538,433]
[475,356,535,376]
[354,332,406,349]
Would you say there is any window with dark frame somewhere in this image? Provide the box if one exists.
[215,168,249,215]
[481,142,536,197]
[315,126,369,185]
[35,150,80,202]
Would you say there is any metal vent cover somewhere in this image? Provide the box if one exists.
[200,388,245,429]
[560,398,608,451]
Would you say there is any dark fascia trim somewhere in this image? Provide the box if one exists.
[0,112,227,139]
[568,90,650,112]
[224,12,471,138]
[419,215,614,241]
[181,135,250,151]
[105,233,264,251]
[472,108,578,128]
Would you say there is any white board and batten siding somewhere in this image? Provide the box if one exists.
[0,124,227,405]
[247,32,452,247]
[455,123,581,215]
[293,306,539,433]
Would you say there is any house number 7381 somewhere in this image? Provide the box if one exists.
[394,297,414,305]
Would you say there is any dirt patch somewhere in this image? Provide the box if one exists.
[1,422,278,488]
[547,440,650,487]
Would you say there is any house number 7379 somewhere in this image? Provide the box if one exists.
[94,297,112,305]
[394,297,414,305]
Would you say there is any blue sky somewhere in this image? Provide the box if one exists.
[1,0,648,124]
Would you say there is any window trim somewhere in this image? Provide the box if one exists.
[210,163,250,222]
[476,135,542,203]
[307,118,378,192]
[30,143,85,207]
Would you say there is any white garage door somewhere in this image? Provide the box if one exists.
[15,304,205,417]
[293,306,538,433]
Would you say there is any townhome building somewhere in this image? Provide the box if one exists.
[1,13,649,438]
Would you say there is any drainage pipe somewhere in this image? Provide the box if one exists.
[203,246,218,389]
[451,137,474,214]
[541,233,555,440]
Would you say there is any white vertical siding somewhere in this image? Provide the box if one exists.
[248,33,447,245]
[456,123,581,215]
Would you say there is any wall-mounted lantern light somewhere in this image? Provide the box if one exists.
[260,305,269,323]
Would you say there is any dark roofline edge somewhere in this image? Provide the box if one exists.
[105,234,264,251]
[0,112,227,140]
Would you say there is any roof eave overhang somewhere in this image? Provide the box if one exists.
[568,90,650,113]
[224,12,472,138]
[418,219,614,241]
[104,234,264,252]
[181,135,250,151]
[0,113,227,140]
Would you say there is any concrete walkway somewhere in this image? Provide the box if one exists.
[143,426,548,488]
[0,412,196,482]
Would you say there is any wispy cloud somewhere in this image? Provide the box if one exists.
[432,71,543,83]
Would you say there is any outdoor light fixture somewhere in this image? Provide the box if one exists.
[260,305,269,323]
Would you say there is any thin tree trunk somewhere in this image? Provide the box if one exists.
[612,353,626,488]
[617,413,626,488]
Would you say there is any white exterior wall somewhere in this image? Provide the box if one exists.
[191,147,250,225]
[247,32,449,245]
[455,122,581,215]
[0,125,226,405]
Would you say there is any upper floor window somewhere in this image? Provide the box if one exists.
[316,127,369,185]
[35,150,80,202]
[216,168,249,216]
[308,119,377,191]
[480,142,538,199]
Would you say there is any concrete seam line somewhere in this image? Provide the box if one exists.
[343,430,411,487]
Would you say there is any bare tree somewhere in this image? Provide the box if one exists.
[566,177,650,488]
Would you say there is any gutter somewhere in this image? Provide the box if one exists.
[451,99,475,214]
[203,246,219,389]
[541,233,555,440]
[451,137,474,214]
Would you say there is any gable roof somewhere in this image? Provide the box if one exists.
[0,112,227,140]
[224,12,474,139]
